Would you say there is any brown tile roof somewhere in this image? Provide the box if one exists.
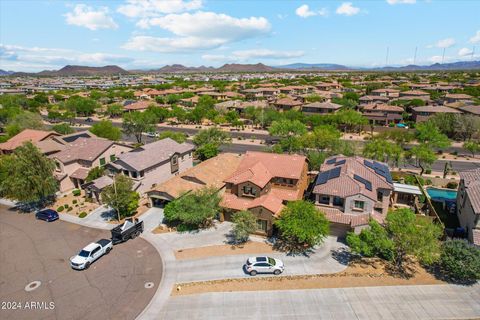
[147,153,243,199]
[303,102,342,110]
[52,138,114,164]
[459,168,480,214]
[225,151,306,186]
[445,93,472,99]
[313,156,393,202]
[458,105,480,115]
[123,100,154,111]
[274,97,303,106]
[70,167,90,180]
[221,192,285,216]
[412,106,461,114]
[35,139,65,154]
[0,129,59,152]
[317,206,370,227]
[401,90,430,96]
[362,104,404,112]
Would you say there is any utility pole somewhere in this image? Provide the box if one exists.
[109,173,120,221]
[413,46,418,65]
[441,48,446,64]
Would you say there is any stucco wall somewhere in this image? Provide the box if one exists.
[457,180,480,244]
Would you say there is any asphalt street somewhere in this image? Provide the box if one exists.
[0,205,163,320]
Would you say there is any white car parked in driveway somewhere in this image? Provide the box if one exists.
[244,256,284,276]
[70,239,113,270]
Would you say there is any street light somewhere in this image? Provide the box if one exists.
[108,173,121,222]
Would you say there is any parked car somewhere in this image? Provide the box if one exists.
[111,218,144,245]
[85,117,93,122]
[70,239,113,270]
[146,131,158,138]
[35,209,59,222]
[244,256,284,276]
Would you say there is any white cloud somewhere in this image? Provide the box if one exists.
[117,0,202,18]
[336,2,360,16]
[123,12,271,52]
[65,4,118,30]
[428,55,452,64]
[458,47,473,57]
[232,49,304,60]
[470,30,480,44]
[201,54,228,62]
[386,0,416,4]
[295,5,327,18]
[0,44,133,71]
[435,38,455,48]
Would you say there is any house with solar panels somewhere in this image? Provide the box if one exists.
[312,156,395,237]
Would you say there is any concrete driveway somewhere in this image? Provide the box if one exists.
[161,284,480,320]
[0,205,163,320]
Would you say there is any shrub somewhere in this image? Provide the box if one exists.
[57,206,65,212]
[72,199,77,204]
[72,189,81,196]
[440,239,480,282]
[231,210,257,243]
[445,182,458,189]
[78,212,87,218]
[425,169,432,174]
[67,206,73,212]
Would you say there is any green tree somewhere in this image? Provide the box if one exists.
[305,150,328,171]
[85,166,105,183]
[274,200,330,250]
[164,187,221,229]
[440,239,480,282]
[0,142,58,203]
[415,121,451,149]
[336,109,368,133]
[301,125,341,152]
[122,111,156,143]
[52,123,74,135]
[347,220,395,261]
[231,210,257,243]
[65,96,99,116]
[464,140,480,158]
[408,144,437,175]
[6,111,45,137]
[193,128,231,160]
[363,138,403,165]
[105,104,123,118]
[386,208,443,270]
[269,119,307,153]
[101,174,139,220]
[146,106,170,123]
[158,131,187,143]
[90,120,122,141]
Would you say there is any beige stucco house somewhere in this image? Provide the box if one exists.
[457,169,480,246]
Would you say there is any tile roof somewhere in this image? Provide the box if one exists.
[221,192,285,216]
[147,153,243,199]
[413,106,461,114]
[458,105,480,115]
[459,168,480,214]
[362,104,404,112]
[0,129,59,152]
[52,138,114,163]
[313,156,393,202]
[302,102,342,110]
[274,97,303,106]
[70,167,90,180]
[317,206,370,227]
[225,151,306,186]
[114,138,194,172]
[123,100,154,111]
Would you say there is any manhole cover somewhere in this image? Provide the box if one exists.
[144,282,154,289]
[25,281,41,292]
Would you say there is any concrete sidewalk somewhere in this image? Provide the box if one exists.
[59,205,113,230]
[160,284,480,320]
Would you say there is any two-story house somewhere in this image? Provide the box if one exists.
[51,138,132,192]
[108,138,195,195]
[312,156,394,237]
[457,169,480,246]
[360,103,404,125]
[221,151,309,236]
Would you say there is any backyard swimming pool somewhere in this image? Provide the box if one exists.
[426,187,458,201]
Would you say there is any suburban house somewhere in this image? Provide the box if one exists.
[221,151,309,236]
[359,95,390,105]
[301,101,342,115]
[371,88,400,98]
[123,100,155,112]
[107,138,195,195]
[273,97,303,111]
[360,103,404,125]
[457,169,480,246]
[51,138,132,192]
[0,129,60,154]
[146,153,243,207]
[458,105,480,117]
[412,105,461,122]
[445,93,473,104]
[312,156,394,236]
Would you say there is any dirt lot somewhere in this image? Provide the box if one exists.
[175,242,276,260]
[172,258,444,296]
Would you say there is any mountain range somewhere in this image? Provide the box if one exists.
[2,60,479,76]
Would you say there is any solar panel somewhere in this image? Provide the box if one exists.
[315,166,342,185]
[326,157,337,165]
[364,159,393,183]
[335,159,346,166]
[354,174,372,191]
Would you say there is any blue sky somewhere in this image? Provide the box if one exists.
[1,0,479,71]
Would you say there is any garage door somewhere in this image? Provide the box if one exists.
[329,223,351,239]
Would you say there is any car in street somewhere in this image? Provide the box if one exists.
[244,256,284,276]
[146,131,159,138]
[70,239,113,270]
[85,117,94,122]
[35,209,59,222]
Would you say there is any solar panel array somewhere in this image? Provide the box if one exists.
[353,174,372,191]
[364,160,393,183]
[326,158,337,165]
[334,159,346,166]
[315,166,341,185]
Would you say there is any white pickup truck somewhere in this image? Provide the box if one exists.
[70,239,113,270]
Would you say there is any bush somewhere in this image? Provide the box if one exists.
[445,182,458,189]
[72,189,81,196]
[57,205,65,212]
[440,239,480,282]
[72,199,77,204]
[67,206,73,212]
[425,169,432,174]
[231,210,257,243]
[78,212,87,218]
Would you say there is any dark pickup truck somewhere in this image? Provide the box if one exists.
[111,218,144,245]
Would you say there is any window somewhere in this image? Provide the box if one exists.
[99,158,106,166]
[140,171,144,178]
[110,154,116,162]
[377,191,383,201]
[131,171,138,179]
[333,197,344,206]
[354,200,365,210]
[256,219,267,232]
[243,185,256,196]
[123,170,129,176]
[319,195,330,205]
[172,155,178,165]
[55,162,61,171]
